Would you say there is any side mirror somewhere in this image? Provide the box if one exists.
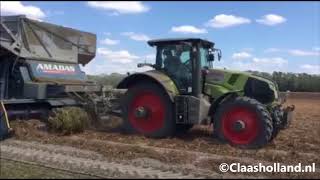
[137,63,143,68]
[137,62,155,69]
[208,54,214,62]
[218,49,222,61]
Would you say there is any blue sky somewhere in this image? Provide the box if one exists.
[1,1,320,75]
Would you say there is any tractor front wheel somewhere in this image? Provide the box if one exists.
[122,83,175,138]
[213,97,273,149]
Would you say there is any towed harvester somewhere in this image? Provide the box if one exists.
[0,16,294,148]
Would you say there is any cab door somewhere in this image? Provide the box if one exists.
[157,44,193,94]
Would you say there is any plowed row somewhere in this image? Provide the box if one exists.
[2,93,319,178]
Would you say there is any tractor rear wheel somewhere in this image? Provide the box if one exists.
[122,83,175,138]
[213,97,273,149]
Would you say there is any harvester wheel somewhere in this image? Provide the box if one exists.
[213,97,273,149]
[122,83,175,138]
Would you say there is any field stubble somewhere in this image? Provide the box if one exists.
[2,93,320,178]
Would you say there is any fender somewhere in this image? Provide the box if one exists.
[204,83,242,120]
[208,92,238,119]
[204,83,243,100]
[117,70,179,101]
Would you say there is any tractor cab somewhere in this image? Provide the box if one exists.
[142,38,221,96]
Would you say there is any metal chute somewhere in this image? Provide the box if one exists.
[0,15,96,65]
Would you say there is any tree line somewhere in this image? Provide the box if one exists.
[248,71,320,92]
[87,73,125,87]
[88,71,320,92]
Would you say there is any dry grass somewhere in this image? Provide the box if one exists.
[47,107,90,135]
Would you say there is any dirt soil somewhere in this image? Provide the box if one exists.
[2,93,320,178]
[0,158,97,179]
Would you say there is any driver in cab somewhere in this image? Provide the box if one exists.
[163,46,192,92]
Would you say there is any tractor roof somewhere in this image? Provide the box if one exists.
[147,38,214,47]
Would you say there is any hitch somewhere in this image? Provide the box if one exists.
[64,84,127,120]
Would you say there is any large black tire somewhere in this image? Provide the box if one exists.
[121,83,175,138]
[213,96,273,149]
[270,108,282,142]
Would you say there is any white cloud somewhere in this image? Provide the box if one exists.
[252,57,288,66]
[82,61,136,75]
[227,57,288,73]
[100,38,119,45]
[232,52,252,60]
[300,64,320,74]
[171,25,207,34]
[46,10,64,16]
[121,32,151,41]
[214,54,290,73]
[81,52,156,75]
[206,14,251,28]
[97,48,139,64]
[313,47,320,51]
[264,48,320,56]
[144,54,156,61]
[256,14,287,26]
[0,1,46,20]
[87,1,149,15]
[288,49,320,56]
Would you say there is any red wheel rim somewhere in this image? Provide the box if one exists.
[221,107,259,145]
[128,90,165,133]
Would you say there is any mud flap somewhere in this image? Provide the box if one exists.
[0,102,13,140]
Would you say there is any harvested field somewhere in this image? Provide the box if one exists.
[1,93,319,178]
[280,91,320,100]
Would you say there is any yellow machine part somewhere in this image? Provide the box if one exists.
[0,101,11,129]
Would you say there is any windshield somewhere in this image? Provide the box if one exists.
[199,46,213,69]
[200,47,208,68]
[156,44,192,69]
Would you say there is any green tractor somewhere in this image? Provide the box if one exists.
[118,38,294,148]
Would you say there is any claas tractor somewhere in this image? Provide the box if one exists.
[0,15,294,149]
[118,38,294,148]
